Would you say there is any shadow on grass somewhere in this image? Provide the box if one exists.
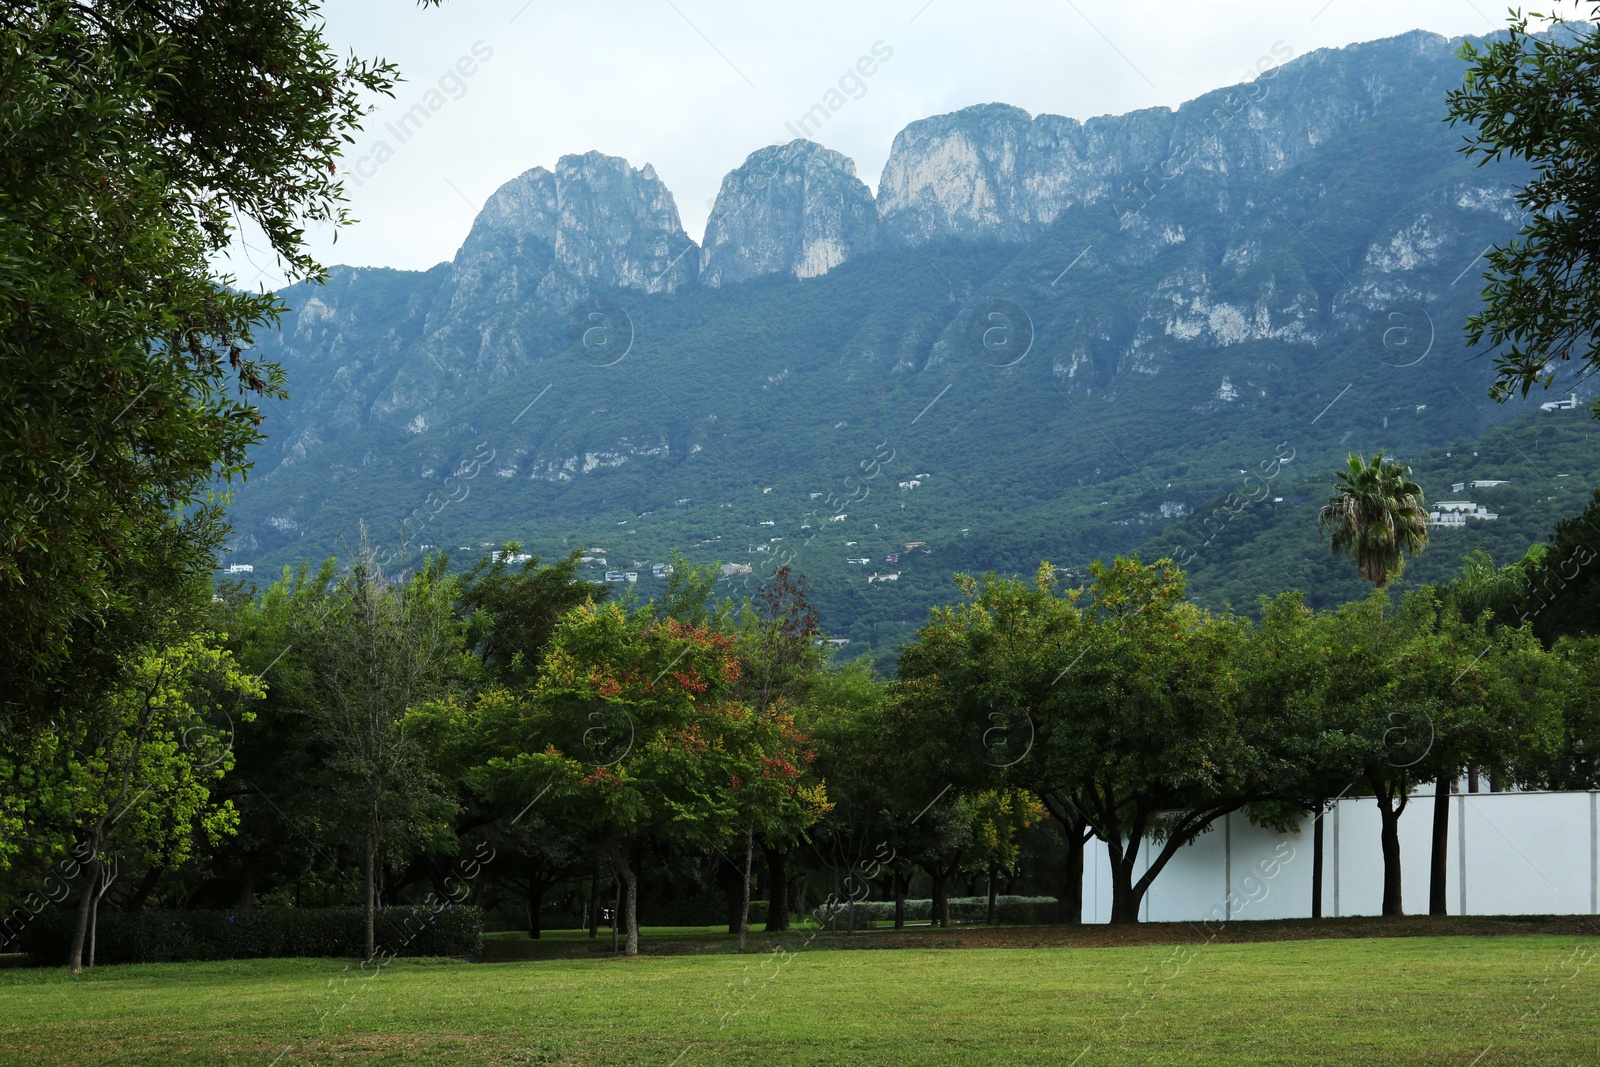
[478,913,1600,963]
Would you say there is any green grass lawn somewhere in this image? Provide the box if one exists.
[1,932,1596,1065]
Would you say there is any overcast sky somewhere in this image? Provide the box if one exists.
[227,0,1581,290]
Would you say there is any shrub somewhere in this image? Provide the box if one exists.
[17,905,483,965]
[810,896,1057,926]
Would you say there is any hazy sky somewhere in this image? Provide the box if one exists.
[227,0,1579,290]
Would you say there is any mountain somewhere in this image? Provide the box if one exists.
[700,140,880,286]
[223,26,1596,669]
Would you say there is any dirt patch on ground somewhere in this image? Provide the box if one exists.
[791,914,1600,951]
[480,914,1600,963]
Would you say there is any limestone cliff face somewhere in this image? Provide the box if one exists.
[877,103,1056,243]
[449,151,696,300]
[699,140,881,286]
[551,152,698,294]
[876,31,1467,245]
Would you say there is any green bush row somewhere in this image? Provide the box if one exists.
[810,896,1058,925]
[18,905,483,964]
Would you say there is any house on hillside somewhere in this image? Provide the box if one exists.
[1540,393,1579,412]
[1430,500,1499,527]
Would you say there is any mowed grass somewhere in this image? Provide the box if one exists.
[1,932,1596,1065]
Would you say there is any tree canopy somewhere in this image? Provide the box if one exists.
[1448,11,1600,412]
[0,0,405,729]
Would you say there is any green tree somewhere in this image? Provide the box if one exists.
[1448,546,1546,633]
[1041,557,1284,924]
[732,566,826,932]
[793,659,897,928]
[455,602,748,957]
[1312,593,1420,917]
[1302,590,1557,918]
[1539,636,1600,790]
[1518,488,1600,642]
[458,547,610,687]
[967,790,1046,924]
[39,634,262,971]
[0,1,410,729]
[1447,10,1600,411]
[308,545,467,963]
[1232,592,1350,920]
[1317,452,1429,587]
[889,565,1096,924]
[1401,594,1558,916]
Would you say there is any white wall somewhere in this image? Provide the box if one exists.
[1079,790,1600,923]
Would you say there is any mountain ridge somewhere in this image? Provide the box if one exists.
[224,24,1593,665]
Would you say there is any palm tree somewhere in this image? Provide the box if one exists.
[1318,452,1429,587]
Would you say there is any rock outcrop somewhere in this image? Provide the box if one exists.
[451,151,697,297]
[699,140,881,286]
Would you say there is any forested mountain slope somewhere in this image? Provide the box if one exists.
[225,26,1592,664]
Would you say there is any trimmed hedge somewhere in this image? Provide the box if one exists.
[17,905,483,965]
[811,896,1058,925]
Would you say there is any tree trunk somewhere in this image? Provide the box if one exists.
[1060,828,1085,926]
[67,848,100,974]
[1108,836,1142,925]
[621,849,638,957]
[527,872,544,940]
[1467,768,1479,793]
[236,860,256,909]
[1311,800,1325,920]
[929,867,947,927]
[986,863,998,925]
[738,829,753,954]
[126,865,162,912]
[1042,793,1088,926]
[763,845,789,932]
[715,852,744,933]
[588,868,600,939]
[1429,775,1451,916]
[88,860,116,969]
[937,859,959,926]
[363,823,378,963]
[1376,792,1405,917]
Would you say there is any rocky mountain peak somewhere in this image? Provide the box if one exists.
[875,103,1057,245]
[699,140,881,287]
[550,151,697,294]
[451,151,696,297]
